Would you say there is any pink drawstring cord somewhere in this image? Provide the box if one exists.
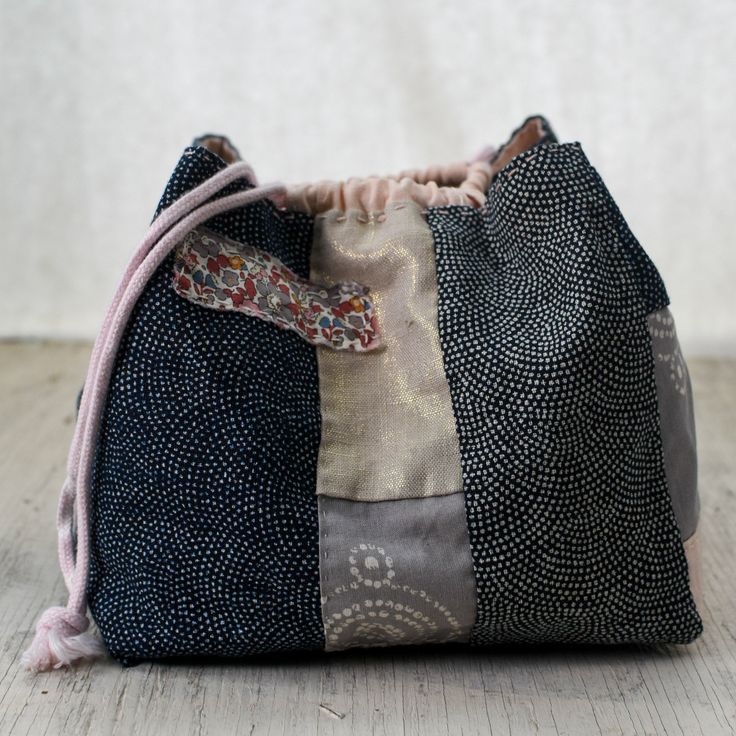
[22,166,285,672]
[55,161,258,593]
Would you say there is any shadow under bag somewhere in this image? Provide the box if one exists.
[23,115,702,670]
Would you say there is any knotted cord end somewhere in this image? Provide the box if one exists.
[21,606,106,672]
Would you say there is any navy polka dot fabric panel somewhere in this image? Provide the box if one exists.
[427,142,703,645]
[88,146,324,663]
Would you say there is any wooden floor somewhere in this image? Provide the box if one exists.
[0,341,734,736]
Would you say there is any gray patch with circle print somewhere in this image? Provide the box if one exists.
[648,307,699,540]
[318,493,477,651]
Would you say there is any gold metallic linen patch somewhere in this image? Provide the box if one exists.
[310,203,463,501]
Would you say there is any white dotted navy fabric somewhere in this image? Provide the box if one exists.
[88,147,325,662]
[427,141,701,644]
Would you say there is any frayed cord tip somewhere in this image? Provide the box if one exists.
[21,606,106,673]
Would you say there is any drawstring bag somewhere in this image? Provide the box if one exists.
[23,115,703,671]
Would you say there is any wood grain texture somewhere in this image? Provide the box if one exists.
[0,341,734,736]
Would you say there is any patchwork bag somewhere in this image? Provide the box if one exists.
[23,115,703,671]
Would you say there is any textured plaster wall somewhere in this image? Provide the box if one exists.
[1,0,734,354]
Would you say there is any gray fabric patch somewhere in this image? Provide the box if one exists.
[648,307,699,539]
[318,493,477,651]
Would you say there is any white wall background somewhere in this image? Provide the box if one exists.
[1,0,734,355]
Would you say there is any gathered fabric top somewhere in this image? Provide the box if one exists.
[194,116,551,215]
[280,158,494,214]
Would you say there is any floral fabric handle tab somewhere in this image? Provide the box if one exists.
[172,226,382,352]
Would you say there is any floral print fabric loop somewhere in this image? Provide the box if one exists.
[173,226,382,352]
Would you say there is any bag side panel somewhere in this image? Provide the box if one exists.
[88,148,324,661]
[428,142,702,644]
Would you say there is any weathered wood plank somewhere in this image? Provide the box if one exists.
[0,341,734,736]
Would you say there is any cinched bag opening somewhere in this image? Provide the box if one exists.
[197,115,552,214]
